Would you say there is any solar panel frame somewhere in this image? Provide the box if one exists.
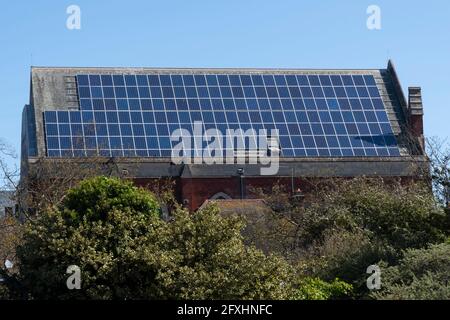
[43,73,401,158]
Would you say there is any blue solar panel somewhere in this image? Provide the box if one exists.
[43,73,401,158]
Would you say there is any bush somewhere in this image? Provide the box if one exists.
[144,205,296,299]
[371,242,450,300]
[0,283,9,299]
[14,177,302,299]
[16,177,161,299]
[0,215,22,299]
[303,178,448,251]
[253,178,450,298]
[303,228,396,296]
[295,277,352,300]
[62,176,160,222]
[254,179,449,258]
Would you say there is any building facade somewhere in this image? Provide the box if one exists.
[20,61,427,211]
[0,191,16,218]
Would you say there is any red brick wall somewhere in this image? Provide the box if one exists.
[409,114,424,137]
[135,176,314,211]
[132,176,423,211]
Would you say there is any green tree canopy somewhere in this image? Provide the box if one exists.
[62,176,160,223]
[253,178,450,298]
[14,176,308,299]
[372,242,450,300]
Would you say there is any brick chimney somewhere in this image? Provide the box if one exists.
[407,87,425,153]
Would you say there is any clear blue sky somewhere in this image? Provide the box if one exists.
[1,0,449,165]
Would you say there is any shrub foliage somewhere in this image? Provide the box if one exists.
[13,176,349,300]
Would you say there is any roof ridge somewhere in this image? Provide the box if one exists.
[31,66,386,72]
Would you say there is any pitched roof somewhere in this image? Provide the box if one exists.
[21,61,427,179]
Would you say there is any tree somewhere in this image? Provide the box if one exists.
[140,205,296,300]
[426,137,450,207]
[61,176,160,222]
[12,176,352,300]
[309,178,447,250]
[252,177,450,297]
[0,138,18,191]
[19,157,128,218]
[254,178,448,257]
[372,242,450,300]
[15,176,159,299]
[0,139,22,299]
[295,277,352,300]
[13,177,303,299]
[0,216,23,299]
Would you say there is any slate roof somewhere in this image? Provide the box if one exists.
[21,61,427,179]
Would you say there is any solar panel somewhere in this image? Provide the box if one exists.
[43,73,401,158]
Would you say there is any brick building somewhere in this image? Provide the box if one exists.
[20,61,427,211]
[0,191,16,218]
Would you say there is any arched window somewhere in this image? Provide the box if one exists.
[210,192,232,200]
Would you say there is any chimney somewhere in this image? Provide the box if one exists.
[408,87,425,153]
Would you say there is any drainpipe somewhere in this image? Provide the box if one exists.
[291,167,295,194]
[237,168,245,199]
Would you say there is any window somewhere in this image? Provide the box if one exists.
[210,192,232,200]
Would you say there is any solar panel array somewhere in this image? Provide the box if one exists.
[43,73,400,158]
